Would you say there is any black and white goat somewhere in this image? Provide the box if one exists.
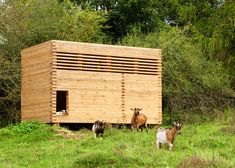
[92,120,105,139]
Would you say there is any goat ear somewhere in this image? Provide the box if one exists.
[173,121,176,126]
[139,108,142,111]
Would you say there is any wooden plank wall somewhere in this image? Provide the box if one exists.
[21,41,52,122]
[52,40,161,59]
[124,74,162,124]
[52,40,162,124]
[55,70,122,123]
[54,71,161,124]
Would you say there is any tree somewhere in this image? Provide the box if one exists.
[74,0,180,40]
[209,1,235,89]
[121,28,232,122]
[0,0,106,126]
[180,1,235,90]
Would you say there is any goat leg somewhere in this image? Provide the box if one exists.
[140,126,143,132]
[131,125,134,132]
[156,141,161,149]
[168,143,173,151]
[100,132,104,139]
[145,123,148,133]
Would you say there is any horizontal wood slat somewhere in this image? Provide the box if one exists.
[21,41,52,123]
[54,52,160,75]
[56,53,160,62]
[55,66,159,75]
[53,40,161,60]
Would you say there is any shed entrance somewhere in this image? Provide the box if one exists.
[56,91,68,112]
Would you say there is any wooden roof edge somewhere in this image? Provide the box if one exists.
[52,40,161,52]
[21,40,162,58]
[21,40,53,54]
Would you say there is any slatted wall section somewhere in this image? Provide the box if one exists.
[124,74,162,124]
[21,41,52,123]
[54,52,159,75]
[51,41,162,124]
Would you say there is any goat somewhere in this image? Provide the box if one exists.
[131,108,148,132]
[92,120,105,139]
[156,121,183,150]
[56,110,66,117]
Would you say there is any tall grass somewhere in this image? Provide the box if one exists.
[0,121,234,167]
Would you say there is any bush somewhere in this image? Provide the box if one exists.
[10,121,48,134]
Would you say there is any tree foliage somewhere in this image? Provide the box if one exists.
[209,1,235,89]
[0,0,234,126]
[74,0,181,40]
[0,0,106,126]
[121,28,233,120]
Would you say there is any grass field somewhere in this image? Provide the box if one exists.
[0,121,234,168]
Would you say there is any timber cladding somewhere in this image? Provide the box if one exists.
[21,40,162,124]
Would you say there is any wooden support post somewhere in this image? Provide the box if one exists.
[53,122,60,127]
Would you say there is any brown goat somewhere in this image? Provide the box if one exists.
[131,108,148,132]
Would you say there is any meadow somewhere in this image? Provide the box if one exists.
[0,121,234,168]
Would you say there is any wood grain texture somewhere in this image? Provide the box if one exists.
[21,41,52,123]
[21,40,162,124]
[53,40,161,60]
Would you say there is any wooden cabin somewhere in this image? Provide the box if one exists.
[21,40,162,125]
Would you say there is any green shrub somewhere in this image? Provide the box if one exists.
[121,28,233,122]
[10,121,48,134]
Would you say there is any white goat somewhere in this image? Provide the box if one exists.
[156,121,183,150]
[56,110,66,117]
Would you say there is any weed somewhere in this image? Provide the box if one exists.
[177,156,233,168]
[10,121,48,134]
[221,126,235,134]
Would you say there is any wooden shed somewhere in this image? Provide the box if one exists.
[21,40,162,125]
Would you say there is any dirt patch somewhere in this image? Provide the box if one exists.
[221,126,235,134]
[54,129,88,140]
[177,156,207,168]
[177,156,232,168]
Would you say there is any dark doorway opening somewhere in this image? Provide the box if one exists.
[56,91,68,112]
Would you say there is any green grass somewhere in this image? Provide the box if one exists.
[0,121,234,168]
